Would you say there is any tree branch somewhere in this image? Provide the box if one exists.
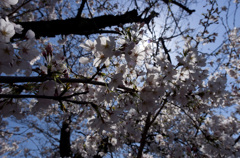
[12,9,153,39]
[137,113,151,158]
[136,99,167,158]
[0,94,88,101]
[235,135,240,144]
[162,0,195,15]
[76,0,87,18]
[0,76,136,92]
[159,37,172,63]
[60,116,72,157]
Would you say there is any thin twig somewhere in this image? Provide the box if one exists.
[76,0,87,18]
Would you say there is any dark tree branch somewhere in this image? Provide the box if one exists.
[159,37,172,63]
[149,99,167,125]
[0,94,105,124]
[12,9,153,39]
[60,116,72,157]
[235,135,240,144]
[0,94,88,101]
[0,76,136,92]
[92,30,121,35]
[89,64,106,81]
[162,0,195,15]
[134,0,140,10]
[136,99,167,158]
[137,113,151,158]
[76,0,87,18]
[86,0,93,18]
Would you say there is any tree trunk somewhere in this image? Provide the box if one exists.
[60,117,72,157]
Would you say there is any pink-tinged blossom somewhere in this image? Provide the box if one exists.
[0,18,15,42]
[18,39,40,61]
[0,43,14,62]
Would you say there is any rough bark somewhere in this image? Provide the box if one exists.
[60,117,72,157]
[12,9,152,39]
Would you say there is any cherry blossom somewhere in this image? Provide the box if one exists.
[18,39,40,62]
[93,36,116,67]
[0,18,15,42]
[25,30,35,39]
[79,56,90,64]
[0,0,239,157]
[0,43,14,62]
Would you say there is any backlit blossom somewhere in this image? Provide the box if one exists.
[0,18,15,42]
[79,57,90,64]
[92,36,115,67]
[80,39,95,52]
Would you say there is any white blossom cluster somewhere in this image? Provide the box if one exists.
[0,17,40,76]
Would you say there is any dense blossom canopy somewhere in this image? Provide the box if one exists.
[0,0,240,157]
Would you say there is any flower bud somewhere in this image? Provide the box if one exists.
[45,43,53,57]
[42,50,47,59]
